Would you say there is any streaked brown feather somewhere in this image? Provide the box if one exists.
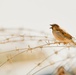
[56,28,72,39]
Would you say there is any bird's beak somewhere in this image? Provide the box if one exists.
[50,27,52,29]
[50,24,53,26]
[50,24,53,29]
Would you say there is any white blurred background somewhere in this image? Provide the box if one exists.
[0,0,76,75]
[0,0,76,35]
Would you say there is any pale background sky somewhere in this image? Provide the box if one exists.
[0,0,76,74]
[0,0,76,36]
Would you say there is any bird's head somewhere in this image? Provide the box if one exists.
[50,24,59,30]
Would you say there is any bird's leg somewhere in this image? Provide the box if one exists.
[58,42,61,45]
[63,42,67,45]
[64,42,71,48]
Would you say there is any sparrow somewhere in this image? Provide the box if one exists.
[50,24,76,45]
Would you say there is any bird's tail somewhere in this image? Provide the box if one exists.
[70,40,76,46]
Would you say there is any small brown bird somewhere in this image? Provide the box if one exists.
[50,24,76,45]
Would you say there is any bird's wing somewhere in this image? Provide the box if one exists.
[58,29,72,39]
[55,30,65,39]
